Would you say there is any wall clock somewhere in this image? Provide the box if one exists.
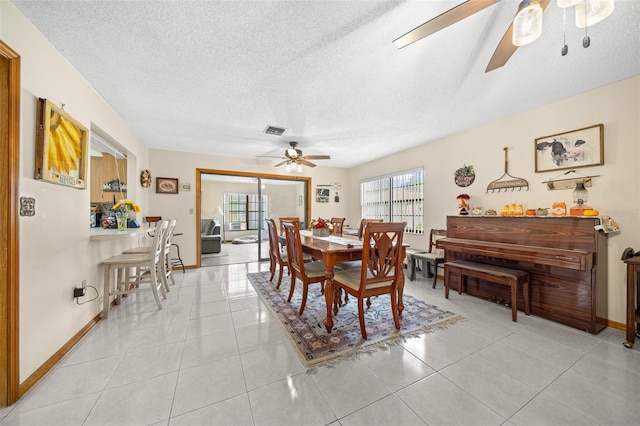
[140,169,152,188]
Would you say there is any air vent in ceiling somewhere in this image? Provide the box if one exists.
[264,125,286,136]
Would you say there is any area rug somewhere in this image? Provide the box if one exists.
[247,271,463,367]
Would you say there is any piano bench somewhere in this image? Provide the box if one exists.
[444,260,530,322]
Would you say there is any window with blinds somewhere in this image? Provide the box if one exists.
[360,168,424,234]
[225,193,269,231]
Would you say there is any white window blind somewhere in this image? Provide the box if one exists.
[360,168,424,234]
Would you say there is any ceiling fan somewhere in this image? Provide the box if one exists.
[392,0,552,73]
[273,141,331,168]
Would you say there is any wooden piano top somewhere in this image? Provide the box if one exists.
[440,216,602,270]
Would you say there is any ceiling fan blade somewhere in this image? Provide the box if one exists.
[485,0,550,73]
[300,159,317,168]
[302,155,331,160]
[274,160,289,167]
[393,0,500,49]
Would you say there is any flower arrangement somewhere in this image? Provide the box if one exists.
[310,218,333,236]
[310,218,333,231]
[112,199,140,214]
[111,200,140,230]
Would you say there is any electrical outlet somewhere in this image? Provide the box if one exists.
[73,287,85,298]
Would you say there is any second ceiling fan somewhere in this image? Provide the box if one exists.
[392,0,552,73]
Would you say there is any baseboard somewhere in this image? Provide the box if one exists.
[601,317,624,332]
[19,314,101,399]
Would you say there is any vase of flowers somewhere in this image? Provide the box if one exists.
[112,199,140,231]
[310,218,333,237]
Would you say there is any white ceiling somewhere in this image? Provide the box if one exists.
[13,0,640,168]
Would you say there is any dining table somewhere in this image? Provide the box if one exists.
[280,230,407,334]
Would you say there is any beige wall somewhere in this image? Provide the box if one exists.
[348,75,640,325]
[1,2,152,380]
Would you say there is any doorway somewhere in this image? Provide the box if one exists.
[196,169,311,267]
[0,39,21,406]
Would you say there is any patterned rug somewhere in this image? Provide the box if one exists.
[247,271,463,367]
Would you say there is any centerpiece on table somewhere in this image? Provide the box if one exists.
[310,218,333,237]
[111,199,140,231]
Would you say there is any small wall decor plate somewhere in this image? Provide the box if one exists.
[454,165,475,187]
[156,177,178,194]
[140,169,152,188]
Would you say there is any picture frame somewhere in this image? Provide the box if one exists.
[156,177,179,194]
[35,98,89,189]
[316,187,330,203]
[534,124,604,173]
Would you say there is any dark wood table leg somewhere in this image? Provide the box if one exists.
[397,262,405,316]
[624,263,637,348]
[323,265,335,333]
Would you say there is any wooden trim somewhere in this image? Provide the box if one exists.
[603,318,624,332]
[0,39,20,407]
[195,168,312,268]
[19,316,100,397]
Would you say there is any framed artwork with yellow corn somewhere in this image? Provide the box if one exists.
[35,98,89,189]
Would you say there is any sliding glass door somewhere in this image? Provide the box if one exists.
[197,170,310,267]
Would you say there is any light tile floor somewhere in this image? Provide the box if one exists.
[2,262,640,425]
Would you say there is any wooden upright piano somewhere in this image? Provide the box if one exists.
[439,216,608,334]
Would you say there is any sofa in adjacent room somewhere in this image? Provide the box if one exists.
[201,219,222,254]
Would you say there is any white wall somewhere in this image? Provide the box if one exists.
[149,149,350,266]
[2,2,151,380]
[348,75,640,325]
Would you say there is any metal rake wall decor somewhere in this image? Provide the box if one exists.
[486,147,529,193]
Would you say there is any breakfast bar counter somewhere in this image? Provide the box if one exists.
[90,228,147,241]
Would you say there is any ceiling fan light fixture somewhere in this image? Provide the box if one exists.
[512,0,544,46]
[286,148,297,158]
[575,0,614,28]
[296,164,303,173]
[513,0,544,46]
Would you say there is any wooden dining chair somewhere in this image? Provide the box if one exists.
[335,218,384,272]
[279,216,300,235]
[281,220,327,315]
[331,221,406,339]
[358,218,383,238]
[330,217,345,236]
[414,229,447,288]
[266,218,290,289]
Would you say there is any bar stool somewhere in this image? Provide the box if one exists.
[146,215,184,273]
[102,220,168,319]
[124,218,176,292]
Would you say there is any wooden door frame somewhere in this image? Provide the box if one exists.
[0,39,20,406]
[196,169,312,268]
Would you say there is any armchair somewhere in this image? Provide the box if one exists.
[201,219,222,254]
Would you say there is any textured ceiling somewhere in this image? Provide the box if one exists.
[13,0,640,168]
